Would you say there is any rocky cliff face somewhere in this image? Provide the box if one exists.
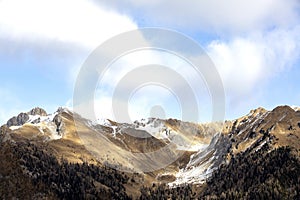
[53,114,63,135]
[6,113,29,127]
[28,107,47,116]
[6,107,48,127]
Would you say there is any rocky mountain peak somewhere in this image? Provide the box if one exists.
[271,105,295,114]
[248,107,267,117]
[6,112,29,127]
[6,107,48,127]
[53,114,64,135]
[28,107,47,116]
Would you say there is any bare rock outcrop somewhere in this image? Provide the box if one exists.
[7,113,29,127]
[28,107,47,116]
[53,114,64,135]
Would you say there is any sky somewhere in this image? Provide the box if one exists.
[0,0,300,124]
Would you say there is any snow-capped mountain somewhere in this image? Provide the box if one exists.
[5,107,68,141]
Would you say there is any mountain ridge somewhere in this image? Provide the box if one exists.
[0,105,300,199]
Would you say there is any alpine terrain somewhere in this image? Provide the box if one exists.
[0,105,300,199]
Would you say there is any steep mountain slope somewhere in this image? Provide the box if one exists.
[169,105,300,186]
[198,106,300,199]
[139,105,300,199]
[224,106,300,155]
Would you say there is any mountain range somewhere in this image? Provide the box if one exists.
[0,105,299,199]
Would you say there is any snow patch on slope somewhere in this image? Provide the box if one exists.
[97,117,207,152]
[292,106,300,112]
[27,111,58,124]
[134,118,169,139]
[9,125,22,130]
[170,133,230,186]
[97,118,112,127]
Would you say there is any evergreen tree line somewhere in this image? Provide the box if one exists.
[0,140,131,199]
[1,137,299,199]
[200,145,300,199]
[138,145,300,200]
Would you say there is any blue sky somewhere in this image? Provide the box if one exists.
[0,0,300,124]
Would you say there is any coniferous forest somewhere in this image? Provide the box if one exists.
[138,145,300,200]
[0,139,131,199]
[1,137,300,199]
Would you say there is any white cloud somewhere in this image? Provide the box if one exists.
[207,26,300,113]
[0,0,137,49]
[208,38,264,95]
[98,0,300,119]
[0,0,138,87]
[0,0,139,91]
[100,0,300,33]
[2,0,300,122]
[0,0,140,123]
